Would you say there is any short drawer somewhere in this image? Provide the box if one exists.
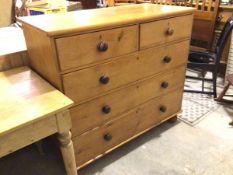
[63,41,189,104]
[70,65,186,137]
[140,15,193,49]
[73,88,183,167]
[56,25,138,71]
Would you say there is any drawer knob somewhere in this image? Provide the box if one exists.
[217,15,223,22]
[166,28,174,36]
[99,75,110,84]
[102,105,111,114]
[97,41,108,52]
[160,106,167,113]
[161,81,169,88]
[103,133,112,141]
[163,56,172,63]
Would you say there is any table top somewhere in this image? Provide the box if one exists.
[0,27,27,56]
[0,67,73,136]
[19,4,194,37]
[219,5,233,10]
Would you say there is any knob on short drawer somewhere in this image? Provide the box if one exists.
[99,75,110,84]
[103,133,112,141]
[166,28,174,36]
[161,81,169,88]
[97,41,108,52]
[163,56,172,63]
[160,106,167,113]
[102,105,111,114]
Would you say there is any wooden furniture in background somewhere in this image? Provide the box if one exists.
[108,0,151,6]
[19,4,194,170]
[215,5,233,66]
[112,0,136,6]
[216,73,233,102]
[185,16,233,98]
[217,5,233,30]
[80,0,97,9]
[152,0,190,6]
[0,67,77,175]
[191,0,220,50]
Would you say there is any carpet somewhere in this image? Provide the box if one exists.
[179,70,223,125]
[178,93,220,125]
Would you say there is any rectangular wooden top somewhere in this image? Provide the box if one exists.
[0,27,27,56]
[219,5,233,10]
[19,4,194,37]
[0,67,73,136]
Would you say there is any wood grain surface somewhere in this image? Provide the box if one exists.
[0,67,73,137]
[19,4,194,36]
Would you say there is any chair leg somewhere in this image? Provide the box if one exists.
[215,82,230,102]
[212,72,217,98]
[35,140,45,155]
[201,71,205,92]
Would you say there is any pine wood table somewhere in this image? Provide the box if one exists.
[0,66,77,175]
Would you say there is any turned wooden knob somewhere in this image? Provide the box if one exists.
[103,133,112,141]
[102,105,111,114]
[99,75,110,84]
[161,81,169,88]
[166,28,174,36]
[160,106,167,113]
[97,41,108,52]
[163,56,172,63]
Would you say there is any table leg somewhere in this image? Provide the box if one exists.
[58,131,77,175]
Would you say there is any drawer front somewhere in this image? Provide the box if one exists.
[71,66,186,137]
[63,41,189,104]
[140,15,193,49]
[56,25,138,71]
[73,89,183,167]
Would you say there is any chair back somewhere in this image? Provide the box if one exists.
[215,17,233,64]
[81,0,97,9]
[191,0,220,50]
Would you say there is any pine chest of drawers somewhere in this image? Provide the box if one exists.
[20,4,194,169]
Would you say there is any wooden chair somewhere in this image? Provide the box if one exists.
[215,73,233,126]
[81,0,97,9]
[185,16,233,98]
[191,0,221,50]
[215,74,233,103]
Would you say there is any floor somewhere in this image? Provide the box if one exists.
[1,76,233,175]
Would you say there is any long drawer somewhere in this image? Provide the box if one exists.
[140,15,193,49]
[56,25,138,71]
[70,65,186,137]
[63,41,189,104]
[73,88,183,167]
